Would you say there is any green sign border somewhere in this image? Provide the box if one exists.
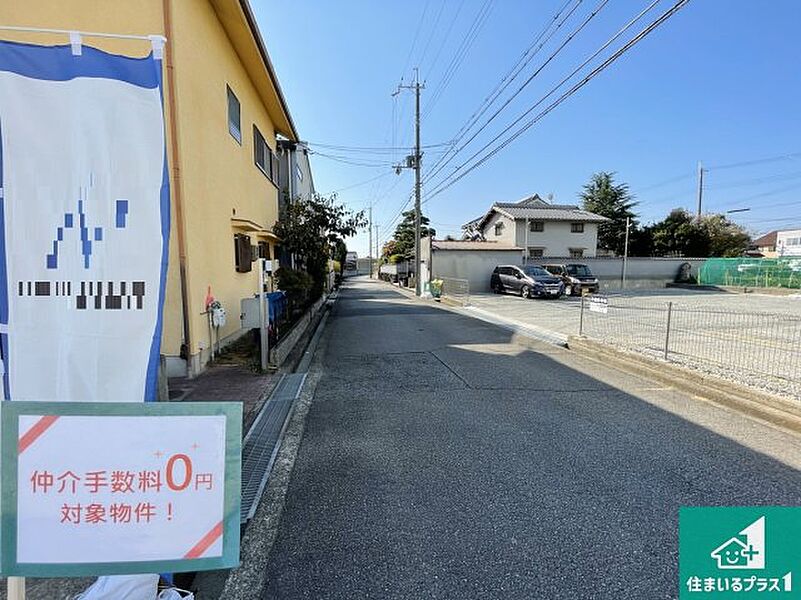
[0,401,242,577]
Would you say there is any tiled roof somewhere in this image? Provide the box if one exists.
[464,193,609,230]
[432,240,522,251]
[752,230,778,248]
[494,205,609,222]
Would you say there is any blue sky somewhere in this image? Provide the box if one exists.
[254,0,801,256]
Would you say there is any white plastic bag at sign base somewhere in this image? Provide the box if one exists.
[73,575,159,600]
[158,588,195,600]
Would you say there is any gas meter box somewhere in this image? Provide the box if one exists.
[240,295,267,330]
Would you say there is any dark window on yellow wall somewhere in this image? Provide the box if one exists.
[254,126,268,174]
[258,241,271,260]
[227,85,241,144]
[271,151,280,187]
[254,125,279,186]
[571,222,585,233]
[234,234,252,272]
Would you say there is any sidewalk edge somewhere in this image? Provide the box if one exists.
[567,335,801,435]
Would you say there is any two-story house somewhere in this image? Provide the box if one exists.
[463,194,608,259]
[1,0,301,377]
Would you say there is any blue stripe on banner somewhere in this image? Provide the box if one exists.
[0,119,9,399]
[144,57,171,402]
[0,40,160,88]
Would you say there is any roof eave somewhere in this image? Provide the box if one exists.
[233,0,300,140]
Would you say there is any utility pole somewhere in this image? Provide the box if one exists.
[621,216,630,290]
[374,224,380,268]
[368,205,373,278]
[696,161,704,217]
[393,68,425,296]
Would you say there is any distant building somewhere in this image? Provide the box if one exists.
[777,229,801,257]
[276,140,316,267]
[750,230,777,257]
[749,229,801,257]
[462,194,608,259]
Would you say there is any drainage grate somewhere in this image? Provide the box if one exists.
[240,372,307,522]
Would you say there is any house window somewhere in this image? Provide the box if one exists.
[494,222,503,236]
[528,247,544,258]
[570,222,585,233]
[296,164,303,182]
[227,86,241,144]
[253,125,279,186]
[569,248,584,259]
[254,126,268,175]
[257,241,271,260]
[529,221,544,232]
[271,151,280,187]
[234,234,252,272]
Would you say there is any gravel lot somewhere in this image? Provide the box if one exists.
[466,288,801,400]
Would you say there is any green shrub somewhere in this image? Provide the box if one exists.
[275,267,314,310]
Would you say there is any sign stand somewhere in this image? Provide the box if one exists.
[258,259,269,371]
[8,576,25,600]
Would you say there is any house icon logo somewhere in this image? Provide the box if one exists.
[710,516,765,570]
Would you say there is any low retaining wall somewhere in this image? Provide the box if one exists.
[269,296,326,368]
[432,252,707,292]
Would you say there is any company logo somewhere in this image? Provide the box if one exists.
[710,517,765,570]
[680,507,800,598]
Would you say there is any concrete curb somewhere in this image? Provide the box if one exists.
[567,335,801,434]
[209,299,334,599]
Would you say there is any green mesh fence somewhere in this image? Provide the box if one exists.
[698,258,801,289]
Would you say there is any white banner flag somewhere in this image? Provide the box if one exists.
[0,40,170,401]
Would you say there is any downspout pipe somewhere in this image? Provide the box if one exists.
[162,0,193,365]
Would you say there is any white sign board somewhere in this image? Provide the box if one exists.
[588,296,609,314]
[0,402,241,576]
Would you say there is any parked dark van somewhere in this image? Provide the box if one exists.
[490,265,564,298]
[540,263,599,296]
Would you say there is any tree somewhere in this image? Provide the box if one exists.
[274,193,366,298]
[697,214,751,257]
[332,239,348,274]
[643,209,750,257]
[580,172,638,256]
[391,210,436,259]
[648,209,708,257]
[381,239,399,260]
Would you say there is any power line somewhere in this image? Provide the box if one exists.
[707,182,801,210]
[424,0,615,187]
[706,152,801,171]
[424,0,691,204]
[321,171,393,195]
[421,0,495,119]
[309,151,396,168]
[704,170,801,191]
[416,1,448,71]
[399,0,431,80]
[421,0,466,82]
[425,0,583,182]
[307,141,451,152]
[634,172,695,194]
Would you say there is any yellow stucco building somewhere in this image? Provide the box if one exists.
[0,0,299,378]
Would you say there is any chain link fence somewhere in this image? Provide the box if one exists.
[579,295,801,401]
[440,277,470,306]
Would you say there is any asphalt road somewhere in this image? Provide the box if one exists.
[261,278,801,600]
